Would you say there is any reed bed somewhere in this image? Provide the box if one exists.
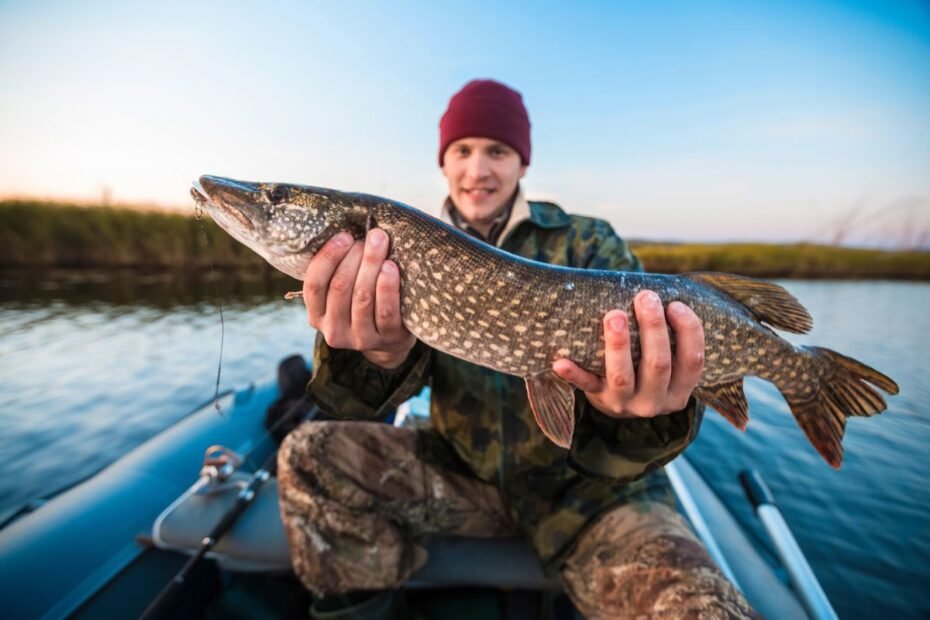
[631,242,930,279]
[0,200,265,270]
[3,200,928,279]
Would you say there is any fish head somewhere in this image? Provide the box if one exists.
[191,175,368,280]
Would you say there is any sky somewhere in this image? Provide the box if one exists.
[1,0,928,246]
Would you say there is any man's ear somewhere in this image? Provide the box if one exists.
[519,165,528,179]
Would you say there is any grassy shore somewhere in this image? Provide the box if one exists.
[630,241,930,279]
[2,200,928,279]
[0,199,267,271]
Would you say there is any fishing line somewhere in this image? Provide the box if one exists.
[194,202,226,414]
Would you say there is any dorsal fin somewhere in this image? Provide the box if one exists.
[682,272,813,334]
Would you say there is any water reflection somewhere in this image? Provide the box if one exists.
[0,268,296,309]
[0,268,314,518]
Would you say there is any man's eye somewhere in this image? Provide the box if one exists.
[456,146,471,157]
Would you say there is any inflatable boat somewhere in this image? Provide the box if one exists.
[0,355,835,619]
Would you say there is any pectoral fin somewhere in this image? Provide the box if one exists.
[525,371,576,448]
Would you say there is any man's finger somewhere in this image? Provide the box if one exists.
[553,358,603,393]
[602,310,635,400]
[633,290,672,403]
[322,240,364,333]
[666,301,705,408]
[374,260,406,337]
[303,233,352,325]
[351,229,390,341]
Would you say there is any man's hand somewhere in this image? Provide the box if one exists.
[552,290,705,419]
[303,229,416,369]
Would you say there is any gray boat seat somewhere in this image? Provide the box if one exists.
[152,472,292,573]
[151,473,560,590]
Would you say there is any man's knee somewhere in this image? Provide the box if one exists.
[281,419,381,489]
[277,422,430,596]
[278,420,330,481]
[562,502,758,619]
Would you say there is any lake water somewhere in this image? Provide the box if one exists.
[0,272,927,618]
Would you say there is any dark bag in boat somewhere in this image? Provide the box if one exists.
[264,354,322,443]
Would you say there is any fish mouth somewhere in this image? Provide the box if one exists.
[191,175,258,232]
[190,179,209,205]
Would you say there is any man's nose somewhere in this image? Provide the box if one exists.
[465,153,491,180]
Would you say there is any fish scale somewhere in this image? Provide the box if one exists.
[192,175,899,468]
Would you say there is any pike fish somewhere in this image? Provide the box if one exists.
[191,175,899,467]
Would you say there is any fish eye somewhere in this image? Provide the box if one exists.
[269,185,290,204]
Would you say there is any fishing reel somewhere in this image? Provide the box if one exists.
[197,445,248,495]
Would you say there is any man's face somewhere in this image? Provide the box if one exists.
[441,137,527,229]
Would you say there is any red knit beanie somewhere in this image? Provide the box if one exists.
[439,79,531,166]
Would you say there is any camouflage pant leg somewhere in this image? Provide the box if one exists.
[277,420,516,597]
[561,501,759,620]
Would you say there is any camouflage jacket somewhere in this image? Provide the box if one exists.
[308,199,704,570]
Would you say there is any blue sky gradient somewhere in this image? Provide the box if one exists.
[1,0,928,245]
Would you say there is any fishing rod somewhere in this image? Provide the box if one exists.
[140,392,317,619]
[139,450,275,620]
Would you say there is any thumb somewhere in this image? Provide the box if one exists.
[553,359,603,393]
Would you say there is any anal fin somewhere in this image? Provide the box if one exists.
[694,379,749,430]
[525,371,576,448]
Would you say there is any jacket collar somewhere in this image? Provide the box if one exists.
[439,187,570,248]
[526,200,572,229]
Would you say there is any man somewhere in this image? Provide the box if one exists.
[278,79,757,619]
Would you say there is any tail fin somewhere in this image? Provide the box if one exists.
[784,347,899,468]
